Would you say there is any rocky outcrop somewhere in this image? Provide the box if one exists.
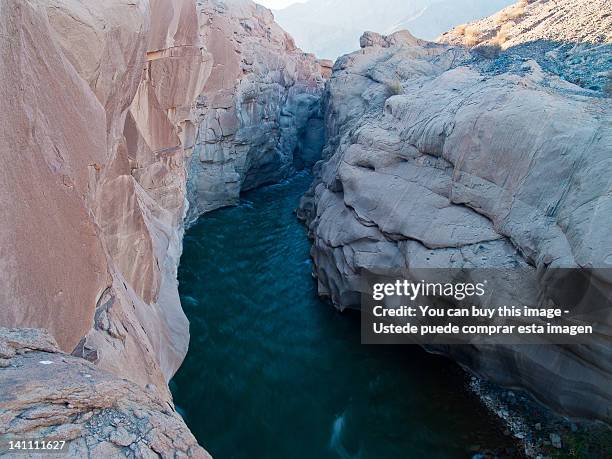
[186,0,327,219]
[1,0,328,455]
[441,0,611,46]
[0,328,209,458]
[300,0,611,421]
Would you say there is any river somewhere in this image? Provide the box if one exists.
[171,172,514,459]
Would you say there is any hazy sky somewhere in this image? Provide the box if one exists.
[254,0,306,10]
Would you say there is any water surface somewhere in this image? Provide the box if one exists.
[172,172,513,458]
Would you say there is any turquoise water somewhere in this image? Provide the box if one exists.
[171,172,513,459]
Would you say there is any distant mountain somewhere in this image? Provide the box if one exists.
[273,0,515,59]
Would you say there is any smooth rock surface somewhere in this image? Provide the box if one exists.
[0,0,328,455]
[300,1,612,421]
[0,0,210,398]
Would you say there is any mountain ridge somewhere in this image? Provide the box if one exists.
[273,0,515,59]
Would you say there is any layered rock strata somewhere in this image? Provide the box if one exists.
[299,0,611,421]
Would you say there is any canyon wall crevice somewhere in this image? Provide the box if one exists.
[185,0,328,221]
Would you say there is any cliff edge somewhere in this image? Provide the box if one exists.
[0,328,209,457]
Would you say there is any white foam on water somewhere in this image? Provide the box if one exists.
[329,412,362,459]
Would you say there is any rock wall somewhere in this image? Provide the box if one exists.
[0,0,211,454]
[0,0,327,455]
[0,0,211,400]
[186,0,328,219]
[84,0,212,394]
[299,0,611,421]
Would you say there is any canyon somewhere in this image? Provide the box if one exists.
[0,0,326,455]
[0,0,610,457]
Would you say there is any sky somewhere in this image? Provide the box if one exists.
[254,0,306,10]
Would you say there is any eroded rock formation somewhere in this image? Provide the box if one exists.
[186,0,328,219]
[0,0,326,455]
[299,0,611,421]
[0,0,211,453]
[0,0,211,401]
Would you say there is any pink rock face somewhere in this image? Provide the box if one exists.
[0,0,212,397]
[0,0,326,414]
[76,0,212,393]
[0,0,111,353]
